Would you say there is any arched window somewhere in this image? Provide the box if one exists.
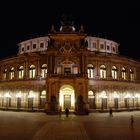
[130,69,134,81]
[41,64,47,78]
[3,69,7,80]
[18,66,24,79]
[10,67,14,80]
[87,64,94,78]
[29,65,36,78]
[122,67,127,80]
[40,90,46,107]
[112,66,117,79]
[100,65,106,79]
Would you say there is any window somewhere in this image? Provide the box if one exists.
[122,67,127,80]
[92,42,96,48]
[41,64,47,78]
[40,42,44,48]
[21,47,24,51]
[100,65,106,79]
[100,44,104,49]
[18,66,24,79]
[40,90,46,107]
[107,45,110,50]
[112,66,117,79]
[113,47,115,52]
[10,67,14,80]
[87,64,94,78]
[27,45,30,50]
[29,65,36,78]
[3,69,7,80]
[33,44,36,49]
[130,69,134,81]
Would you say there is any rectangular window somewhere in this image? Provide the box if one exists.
[21,47,24,51]
[100,44,104,49]
[40,43,44,48]
[27,45,30,50]
[107,45,110,50]
[93,42,96,48]
[33,44,36,49]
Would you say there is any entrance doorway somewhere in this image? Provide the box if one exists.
[64,95,71,109]
[59,85,75,111]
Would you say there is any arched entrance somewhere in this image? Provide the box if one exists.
[59,85,75,111]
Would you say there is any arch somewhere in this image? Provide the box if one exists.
[100,65,106,79]
[87,64,94,78]
[130,68,134,81]
[29,65,36,78]
[18,66,24,79]
[41,64,47,78]
[59,85,75,111]
[122,67,127,80]
[10,67,14,80]
[88,90,96,109]
[112,65,117,79]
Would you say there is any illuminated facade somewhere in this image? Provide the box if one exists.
[0,17,140,114]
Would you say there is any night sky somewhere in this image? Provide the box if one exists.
[0,1,140,59]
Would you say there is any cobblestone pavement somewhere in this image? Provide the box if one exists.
[0,111,140,140]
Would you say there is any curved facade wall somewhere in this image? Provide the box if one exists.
[0,24,140,113]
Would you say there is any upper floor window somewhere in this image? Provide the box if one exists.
[100,44,104,49]
[92,42,96,49]
[122,67,127,80]
[41,64,47,78]
[113,47,115,52]
[27,45,30,50]
[21,47,24,52]
[87,64,94,78]
[107,45,110,50]
[29,65,36,78]
[33,44,37,49]
[40,42,44,48]
[130,69,134,81]
[10,67,14,80]
[18,66,24,79]
[100,65,106,79]
[3,69,7,80]
[112,66,117,79]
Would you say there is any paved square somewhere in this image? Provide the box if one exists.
[0,111,140,140]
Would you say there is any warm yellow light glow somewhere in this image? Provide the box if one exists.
[16,92,22,98]
[99,91,108,98]
[135,94,140,98]
[113,91,120,98]
[59,85,75,110]
[124,94,131,98]
[4,93,11,98]
[28,91,35,98]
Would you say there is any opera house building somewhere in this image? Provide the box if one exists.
[0,18,140,114]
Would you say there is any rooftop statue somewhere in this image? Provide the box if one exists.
[60,14,74,26]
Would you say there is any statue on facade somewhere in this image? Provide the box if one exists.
[60,14,74,26]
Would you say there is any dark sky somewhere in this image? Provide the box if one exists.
[0,0,140,59]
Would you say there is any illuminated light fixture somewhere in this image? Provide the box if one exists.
[28,91,35,98]
[113,91,120,98]
[4,93,11,98]
[99,91,108,98]
[124,94,131,98]
[16,92,22,98]
[135,94,140,98]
